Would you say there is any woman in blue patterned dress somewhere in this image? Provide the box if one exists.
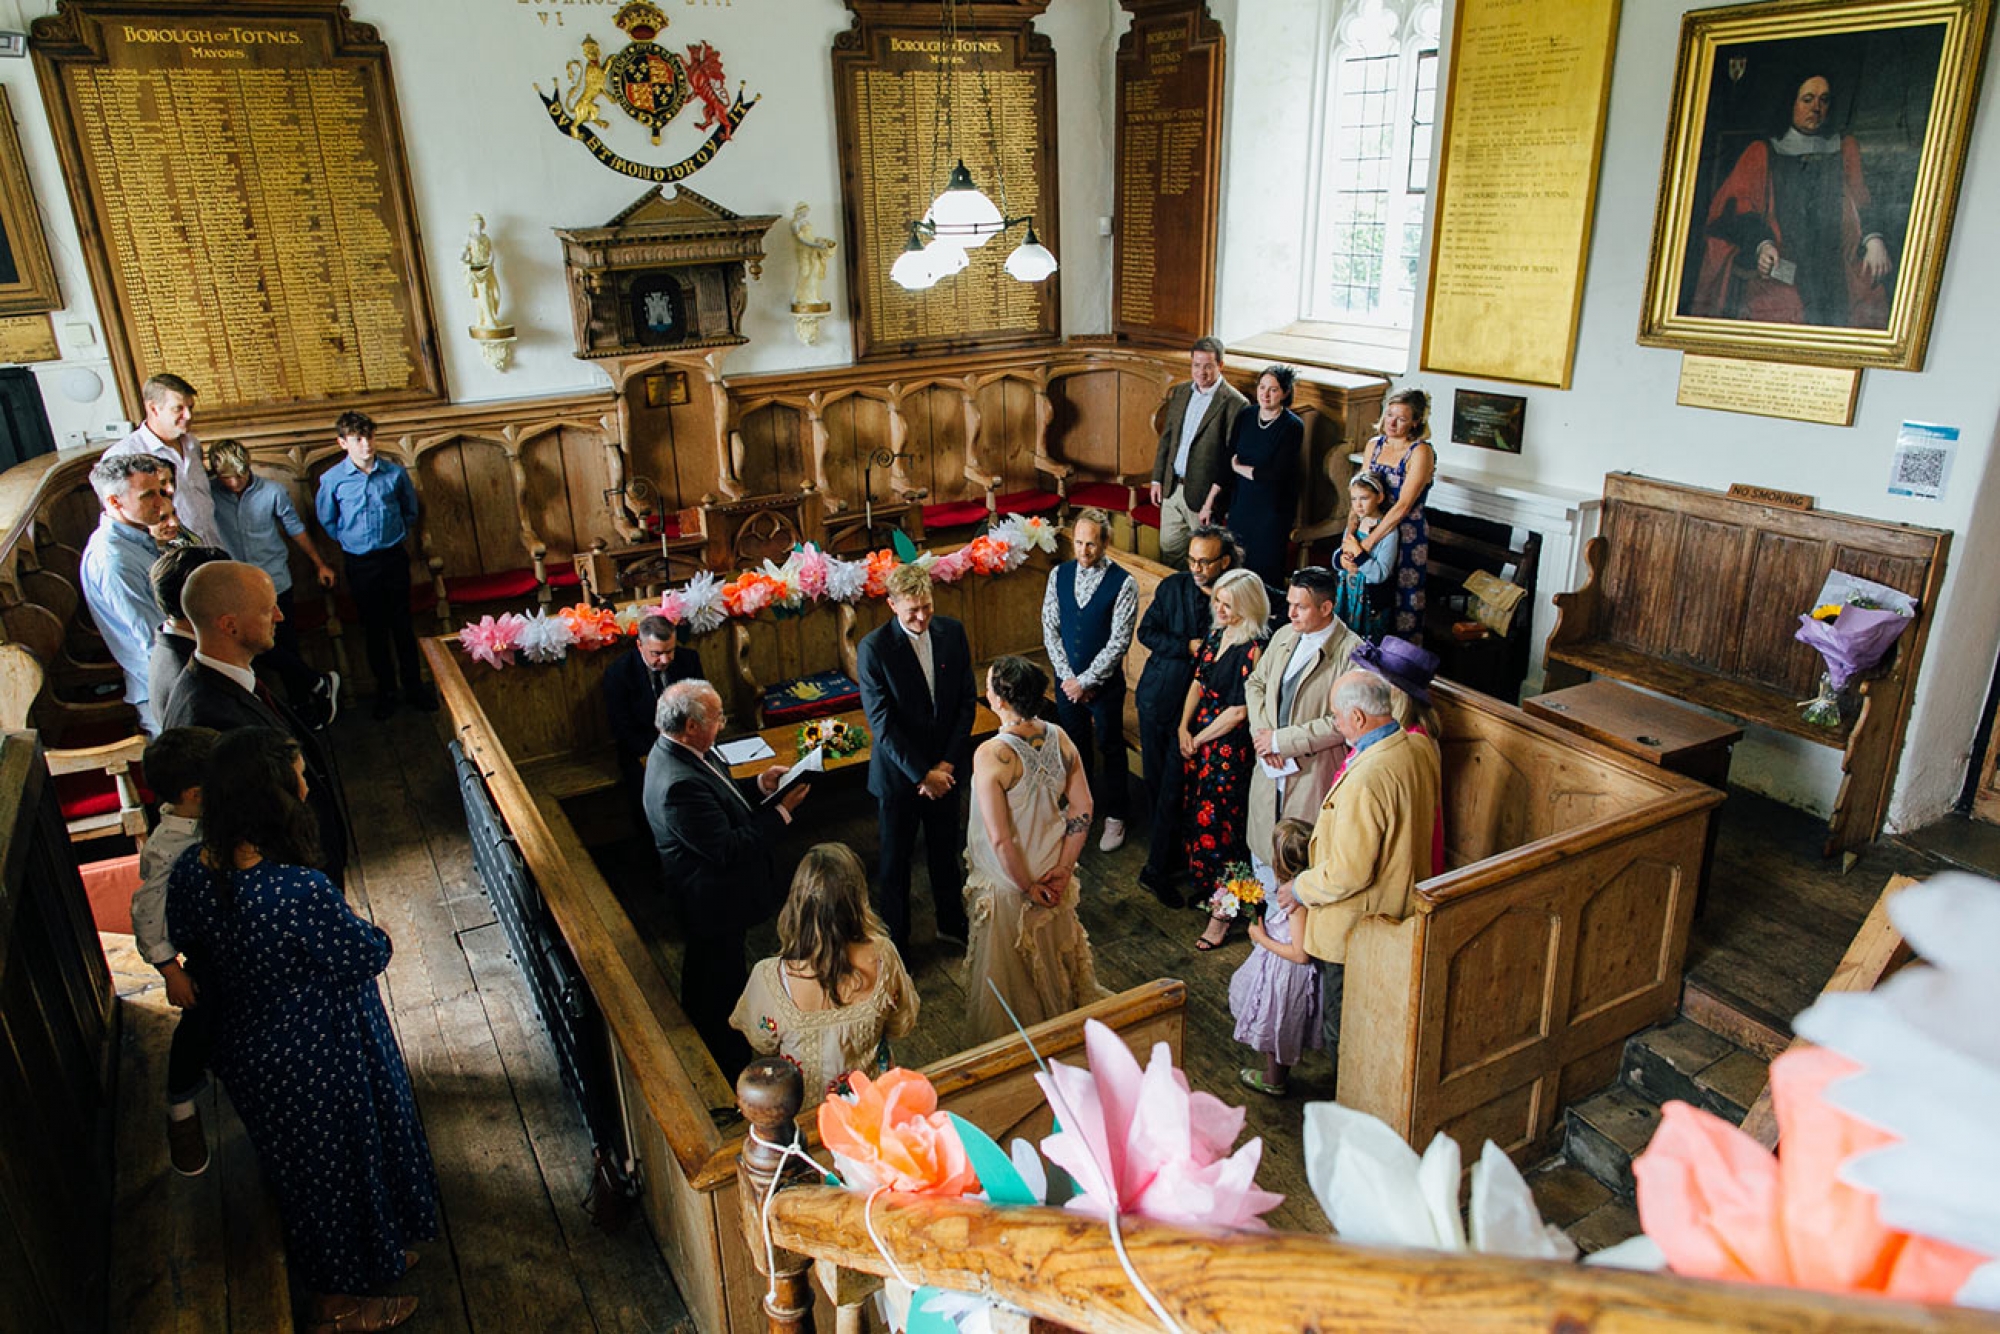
[1345,388,1436,638]
[167,728,435,1333]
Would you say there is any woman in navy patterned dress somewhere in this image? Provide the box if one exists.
[1346,388,1436,638]
[167,728,435,1332]
[1181,569,1270,949]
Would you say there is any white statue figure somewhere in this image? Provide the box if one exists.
[790,202,838,345]
[460,214,516,370]
[462,214,504,332]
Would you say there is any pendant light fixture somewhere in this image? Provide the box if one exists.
[891,0,1057,291]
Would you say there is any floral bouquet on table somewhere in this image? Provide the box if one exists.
[1205,860,1266,922]
[1794,571,1918,728]
[798,716,868,759]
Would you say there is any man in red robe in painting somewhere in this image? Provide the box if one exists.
[1690,72,1893,330]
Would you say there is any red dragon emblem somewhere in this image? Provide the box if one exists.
[685,41,734,142]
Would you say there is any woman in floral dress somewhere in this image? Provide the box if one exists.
[1181,568,1270,949]
[1345,388,1436,637]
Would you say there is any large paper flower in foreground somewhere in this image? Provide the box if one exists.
[1035,1019,1283,1229]
[818,1069,978,1197]
[1304,1101,1575,1259]
[1633,1044,1989,1303]
[460,613,525,668]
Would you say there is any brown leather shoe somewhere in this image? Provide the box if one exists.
[167,1111,208,1177]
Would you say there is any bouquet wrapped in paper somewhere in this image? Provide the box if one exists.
[1794,571,1917,727]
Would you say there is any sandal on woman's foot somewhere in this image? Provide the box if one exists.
[310,1294,418,1333]
[1238,1068,1288,1098]
[1194,917,1230,951]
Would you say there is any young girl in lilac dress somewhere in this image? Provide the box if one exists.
[1229,818,1322,1097]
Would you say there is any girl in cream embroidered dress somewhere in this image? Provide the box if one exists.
[963,656,1105,1046]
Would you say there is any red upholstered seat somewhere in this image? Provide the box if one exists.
[545,561,581,589]
[994,489,1062,517]
[443,568,541,603]
[55,767,154,822]
[1131,503,1162,529]
[921,498,991,530]
[1067,482,1138,513]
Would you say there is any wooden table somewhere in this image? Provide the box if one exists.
[724,704,1002,781]
[1524,678,1740,913]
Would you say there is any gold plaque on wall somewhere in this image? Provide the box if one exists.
[1676,353,1861,425]
[0,314,61,364]
[1420,0,1621,388]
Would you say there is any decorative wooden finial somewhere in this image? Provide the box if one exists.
[738,1056,805,1166]
[735,1058,815,1332]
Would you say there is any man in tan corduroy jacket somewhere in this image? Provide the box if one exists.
[1291,670,1440,1077]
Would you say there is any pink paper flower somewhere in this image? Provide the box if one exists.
[1036,1019,1283,1229]
[459,613,524,669]
[1634,1045,1989,1303]
[929,547,974,584]
[792,544,830,600]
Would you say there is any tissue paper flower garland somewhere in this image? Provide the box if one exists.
[1035,1018,1284,1229]
[460,523,1053,669]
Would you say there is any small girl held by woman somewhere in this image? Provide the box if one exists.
[1229,819,1322,1097]
[1332,471,1399,639]
[729,843,919,1108]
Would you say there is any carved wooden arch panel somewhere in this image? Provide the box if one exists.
[1047,361,1171,480]
[400,434,535,580]
[517,421,617,563]
[965,371,1041,493]
[732,401,809,501]
[818,390,901,511]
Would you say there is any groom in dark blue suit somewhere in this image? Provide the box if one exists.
[857,563,976,954]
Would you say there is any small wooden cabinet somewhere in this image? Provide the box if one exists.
[555,187,779,359]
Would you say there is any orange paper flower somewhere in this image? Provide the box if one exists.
[722,571,782,617]
[964,535,1010,575]
[817,1068,977,1196]
[557,602,622,651]
[1634,1046,1989,1303]
[863,550,902,599]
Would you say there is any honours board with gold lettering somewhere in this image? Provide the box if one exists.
[1113,1,1223,347]
[1419,0,1619,389]
[32,1,445,426]
[832,6,1060,361]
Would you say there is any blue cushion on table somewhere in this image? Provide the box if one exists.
[763,670,861,724]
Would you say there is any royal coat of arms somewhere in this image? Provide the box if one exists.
[536,1,756,183]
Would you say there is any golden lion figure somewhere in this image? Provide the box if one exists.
[565,36,611,137]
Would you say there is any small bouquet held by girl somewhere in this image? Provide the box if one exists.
[1794,571,1918,728]
[1229,822,1321,1098]
[1205,860,1266,923]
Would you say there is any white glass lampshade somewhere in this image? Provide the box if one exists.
[922,239,969,282]
[1005,223,1058,282]
[927,160,1003,249]
[891,222,940,290]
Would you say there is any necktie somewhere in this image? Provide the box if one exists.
[705,749,753,811]
[253,678,279,713]
[650,669,665,698]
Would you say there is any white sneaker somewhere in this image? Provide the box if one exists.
[1099,818,1127,852]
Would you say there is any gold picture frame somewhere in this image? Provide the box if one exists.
[1637,0,1993,371]
[0,87,63,317]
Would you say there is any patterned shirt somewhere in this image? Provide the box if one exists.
[1041,561,1139,688]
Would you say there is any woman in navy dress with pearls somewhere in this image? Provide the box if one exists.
[1226,365,1305,587]
[168,728,435,1332]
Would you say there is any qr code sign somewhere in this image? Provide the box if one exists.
[1893,448,1947,490]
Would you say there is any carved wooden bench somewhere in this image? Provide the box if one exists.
[1544,474,1949,856]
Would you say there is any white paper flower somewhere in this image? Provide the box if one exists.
[677,569,727,634]
[824,553,869,603]
[1303,1102,1574,1260]
[515,609,575,663]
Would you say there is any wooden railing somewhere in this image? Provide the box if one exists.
[733,1061,2000,1334]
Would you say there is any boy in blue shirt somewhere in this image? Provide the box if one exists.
[207,439,341,727]
[313,411,437,719]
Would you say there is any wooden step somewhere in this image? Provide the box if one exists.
[1563,1085,1660,1200]
[1619,1018,1763,1125]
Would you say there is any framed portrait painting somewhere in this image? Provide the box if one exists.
[0,87,63,317]
[1638,0,1993,371]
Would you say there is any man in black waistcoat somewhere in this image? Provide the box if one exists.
[161,561,350,889]
[643,679,807,1072]
[1133,524,1237,906]
[857,562,975,955]
[1040,508,1138,851]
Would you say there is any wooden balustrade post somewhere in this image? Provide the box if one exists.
[737,1057,818,1334]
